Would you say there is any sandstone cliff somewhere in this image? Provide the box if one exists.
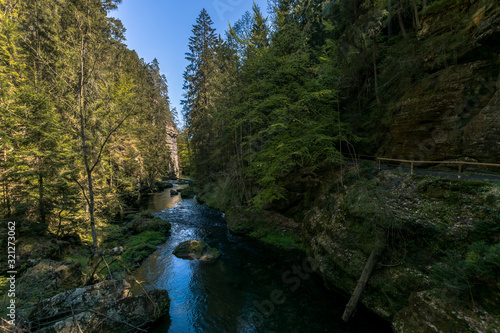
[167,122,180,177]
[378,0,499,163]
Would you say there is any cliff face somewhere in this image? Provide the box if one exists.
[225,165,500,331]
[300,168,500,331]
[166,122,180,177]
[378,0,500,162]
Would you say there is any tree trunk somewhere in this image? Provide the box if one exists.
[342,241,383,322]
[2,148,11,217]
[423,0,428,10]
[412,0,420,29]
[77,34,98,251]
[38,172,46,228]
[397,0,408,39]
[372,36,380,105]
[388,0,393,38]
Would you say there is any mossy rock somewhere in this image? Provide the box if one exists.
[127,211,171,235]
[157,182,174,191]
[172,240,220,261]
[179,186,196,199]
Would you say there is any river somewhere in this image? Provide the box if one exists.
[132,184,392,333]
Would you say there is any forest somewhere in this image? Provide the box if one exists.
[1,0,176,248]
[181,0,500,209]
[1,0,500,331]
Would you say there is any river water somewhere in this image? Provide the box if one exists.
[132,185,391,333]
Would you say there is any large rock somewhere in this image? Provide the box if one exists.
[172,240,220,261]
[379,61,499,163]
[393,291,500,333]
[28,279,170,333]
[127,211,171,235]
[380,0,500,163]
[225,207,301,236]
[17,260,83,301]
[179,186,197,199]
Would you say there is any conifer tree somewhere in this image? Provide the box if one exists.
[0,0,24,219]
[182,9,220,179]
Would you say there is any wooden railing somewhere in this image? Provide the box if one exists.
[376,157,500,179]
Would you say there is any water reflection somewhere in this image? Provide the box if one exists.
[147,183,186,211]
[133,191,391,333]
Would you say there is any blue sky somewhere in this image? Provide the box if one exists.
[112,0,269,127]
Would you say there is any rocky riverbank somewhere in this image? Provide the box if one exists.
[219,166,500,332]
[1,209,172,332]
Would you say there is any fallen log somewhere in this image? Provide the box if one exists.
[342,241,383,322]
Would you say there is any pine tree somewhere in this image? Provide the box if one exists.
[182,9,220,179]
[0,0,24,219]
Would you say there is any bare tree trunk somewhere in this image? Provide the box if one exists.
[77,34,98,251]
[372,36,381,105]
[342,241,383,322]
[423,0,428,10]
[397,0,408,39]
[2,149,11,217]
[388,0,393,38]
[38,171,46,227]
[412,0,420,29]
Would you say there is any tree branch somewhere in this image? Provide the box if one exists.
[70,175,90,207]
[90,107,136,173]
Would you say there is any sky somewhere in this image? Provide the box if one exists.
[112,0,270,127]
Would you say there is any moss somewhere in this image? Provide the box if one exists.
[127,211,171,235]
[256,231,299,249]
[302,168,500,321]
[120,231,166,268]
[421,0,461,16]
[172,240,221,261]
[226,207,302,250]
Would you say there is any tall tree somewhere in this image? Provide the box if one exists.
[0,0,24,219]
[182,9,220,179]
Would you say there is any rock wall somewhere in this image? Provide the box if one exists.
[224,166,500,331]
[300,169,500,331]
[167,122,180,177]
[378,0,500,163]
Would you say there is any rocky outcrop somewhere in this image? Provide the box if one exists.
[226,208,301,236]
[379,0,500,163]
[178,186,196,199]
[298,168,500,330]
[17,260,84,301]
[393,291,500,333]
[28,279,170,332]
[379,61,499,162]
[126,211,171,235]
[166,123,180,177]
[172,240,220,261]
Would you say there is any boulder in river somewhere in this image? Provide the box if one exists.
[179,186,196,199]
[127,210,171,235]
[28,279,170,333]
[173,240,220,261]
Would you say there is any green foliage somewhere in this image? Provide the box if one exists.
[183,2,347,209]
[254,231,299,249]
[0,0,177,244]
[421,0,456,16]
[344,179,398,230]
[121,231,166,267]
